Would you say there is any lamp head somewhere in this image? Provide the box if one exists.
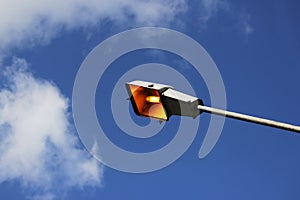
[126,80,204,121]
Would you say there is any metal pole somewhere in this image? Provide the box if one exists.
[197,105,300,133]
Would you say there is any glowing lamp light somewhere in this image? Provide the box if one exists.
[146,96,160,103]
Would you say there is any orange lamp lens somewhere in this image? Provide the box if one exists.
[128,85,167,120]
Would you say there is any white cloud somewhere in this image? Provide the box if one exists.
[0,0,186,55]
[0,0,253,58]
[0,58,103,198]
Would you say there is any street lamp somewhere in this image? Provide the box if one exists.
[126,80,300,133]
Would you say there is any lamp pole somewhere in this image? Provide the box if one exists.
[198,105,300,133]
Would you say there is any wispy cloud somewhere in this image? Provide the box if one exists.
[0,58,103,199]
[0,0,186,56]
[241,14,254,35]
[192,0,253,35]
[199,0,229,22]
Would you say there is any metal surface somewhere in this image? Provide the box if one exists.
[198,105,300,133]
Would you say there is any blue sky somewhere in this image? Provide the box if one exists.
[0,0,300,199]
